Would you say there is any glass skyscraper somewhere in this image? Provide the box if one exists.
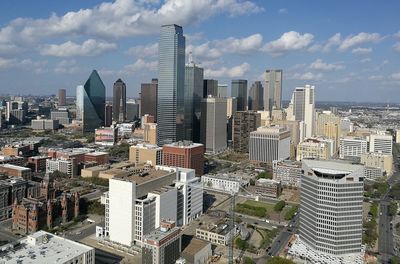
[157,24,185,145]
[264,69,283,113]
[112,78,126,123]
[231,79,248,111]
[76,85,84,120]
[82,70,106,132]
[184,61,204,142]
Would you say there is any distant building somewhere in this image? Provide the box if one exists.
[369,132,393,155]
[46,158,76,177]
[203,79,218,98]
[233,111,261,153]
[0,164,31,179]
[112,78,127,122]
[297,138,333,161]
[361,152,393,175]
[339,137,368,160]
[231,79,247,111]
[255,179,282,198]
[144,123,157,145]
[249,126,290,164]
[248,81,263,111]
[95,127,118,146]
[27,156,49,173]
[126,101,140,121]
[162,141,204,176]
[217,84,228,98]
[0,155,25,166]
[264,69,282,113]
[0,230,94,264]
[58,89,66,106]
[129,144,163,166]
[50,110,70,125]
[31,119,59,131]
[201,174,248,193]
[104,104,113,127]
[141,79,158,121]
[273,160,302,188]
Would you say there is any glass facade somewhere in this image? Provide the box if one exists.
[264,69,283,112]
[82,70,106,132]
[76,85,84,120]
[112,78,126,122]
[231,80,248,111]
[157,24,186,145]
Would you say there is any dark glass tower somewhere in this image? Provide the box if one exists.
[248,81,264,111]
[157,24,185,145]
[112,78,126,123]
[82,70,106,132]
[231,79,248,111]
[140,78,158,121]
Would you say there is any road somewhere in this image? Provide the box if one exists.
[64,219,104,241]
[81,189,104,201]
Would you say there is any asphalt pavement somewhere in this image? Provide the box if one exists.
[379,198,393,264]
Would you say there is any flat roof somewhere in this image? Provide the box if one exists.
[303,159,364,174]
[0,230,93,264]
[85,151,108,156]
[144,227,180,242]
[0,164,31,171]
[114,169,173,185]
[182,238,210,256]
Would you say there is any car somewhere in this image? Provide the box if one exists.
[254,222,258,225]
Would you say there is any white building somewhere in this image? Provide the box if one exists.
[46,158,76,177]
[369,132,393,155]
[201,174,248,193]
[300,160,364,258]
[148,186,178,228]
[0,230,94,264]
[339,137,368,160]
[249,126,290,163]
[273,160,302,188]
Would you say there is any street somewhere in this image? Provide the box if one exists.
[379,197,394,264]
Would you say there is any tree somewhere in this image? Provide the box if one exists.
[257,171,272,179]
[267,257,295,264]
[109,143,130,159]
[243,256,255,264]
[235,237,248,250]
[85,133,95,143]
[274,201,286,212]
[389,201,398,216]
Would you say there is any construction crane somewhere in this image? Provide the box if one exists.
[189,179,258,264]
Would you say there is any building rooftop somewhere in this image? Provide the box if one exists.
[256,178,281,185]
[0,164,31,171]
[114,168,174,185]
[303,159,364,174]
[164,141,203,148]
[143,226,180,244]
[182,238,210,256]
[0,230,93,264]
[0,155,23,161]
[85,151,109,156]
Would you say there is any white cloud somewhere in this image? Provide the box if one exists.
[262,31,314,56]
[204,62,250,78]
[41,39,117,57]
[368,75,384,81]
[0,57,47,73]
[393,42,400,52]
[351,47,372,55]
[54,59,81,74]
[339,32,382,51]
[279,8,288,14]
[308,59,345,71]
[0,57,16,69]
[127,43,158,58]
[360,58,371,63]
[391,72,400,81]
[120,58,157,74]
[214,33,263,54]
[291,72,323,81]
[393,31,400,39]
[187,42,222,59]
[322,33,341,52]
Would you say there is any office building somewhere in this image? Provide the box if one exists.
[200,97,227,153]
[0,155,25,166]
[142,114,155,125]
[203,79,218,98]
[129,144,163,166]
[82,70,106,132]
[162,141,204,176]
[46,158,76,177]
[105,104,113,127]
[144,123,157,145]
[233,111,261,153]
[255,179,282,198]
[249,126,290,164]
[185,60,204,142]
[316,111,341,136]
[157,24,186,146]
[248,81,264,111]
[300,159,364,257]
[201,174,248,193]
[264,69,282,113]
[126,101,140,121]
[148,187,178,227]
[339,137,368,160]
[227,97,238,141]
[196,220,235,246]
[297,138,333,161]
[141,79,158,121]
[218,84,228,98]
[287,85,315,139]
[76,85,84,120]
[142,220,181,264]
[58,89,66,106]
[0,231,94,264]
[50,110,70,125]
[360,152,393,175]
[369,132,393,155]
[0,164,32,179]
[112,78,126,122]
[31,119,59,131]
[95,127,118,146]
[181,238,212,264]
[273,160,302,188]
[231,79,247,111]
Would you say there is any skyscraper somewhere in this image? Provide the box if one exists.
[287,85,315,139]
[105,104,113,127]
[157,24,185,146]
[203,79,218,98]
[231,80,247,111]
[76,85,84,120]
[185,58,204,142]
[248,81,263,111]
[200,97,227,153]
[58,89,66,106]
[264,70,283,113]
[112,78,126,123]
[82,70,106,132]
[141,79,158,121]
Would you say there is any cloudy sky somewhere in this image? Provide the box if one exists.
[0,0,399,102]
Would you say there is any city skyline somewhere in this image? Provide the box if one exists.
[0,0,399,102]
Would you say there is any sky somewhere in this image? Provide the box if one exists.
[0,0,399,103]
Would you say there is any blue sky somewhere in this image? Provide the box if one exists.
[0,0,399,102]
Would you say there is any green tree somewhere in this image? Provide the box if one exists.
[109,143,130,159]
[235,237,249,250]
[243,256,255,264]
[389,201,398,216]
[391,256,400,264]
[257,171,272,179]
[85,133,95,143]
[274,201,286,212]
[284,205,298,220]
[267,256,295,264]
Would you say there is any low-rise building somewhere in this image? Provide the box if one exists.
[0,230,94,264]
[31,119,59,131]
[361,152,393,175]
[95,127,118,146]
[364,166,384,180]
[50,110,71,125]
[273,160,302,188]
[129,144,163,166]
[201,174,249,193]
[0,164,31,179]
[181,238,212,264]
[27,156,49,172]
[0,155,25,166]
[255,179,282,198]
[339,137,368,160]
[296,138,333,161]
[46,158,76,177]
[196,221,235,246]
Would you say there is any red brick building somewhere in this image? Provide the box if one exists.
[27,156,49,172]
[84,152,109,164]
[162,141,204,176]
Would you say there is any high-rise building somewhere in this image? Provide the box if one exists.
[157,24,185,146]
[339,137,368,160]
[249,126,290,164]
[287,85,315,139]
[162,141,204,176]
[81,70,106,132]
[227,97,238,141]
[126,101,140,121]
[112,78,126,122]
[200,97,227,154]
[264,69,282,112]
[369,132,393,155]
[185,60,204,142]
[248,81,263,111]
[231,80,247,111]
[218,84,228,98]
[203,79,218,98]
[104,104,112,127]
[316,111,341,136]
[141,79,158,121]
[76,85,84,120]
[300,159,364,257]
[144,123,157,145]
[233,111,261,153]
[58,89,66,106]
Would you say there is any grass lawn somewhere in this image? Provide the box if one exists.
[242,200,276,215]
